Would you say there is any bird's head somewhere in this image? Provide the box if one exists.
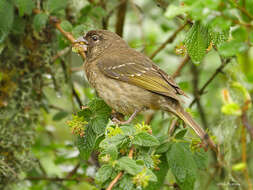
[74,30,128,61]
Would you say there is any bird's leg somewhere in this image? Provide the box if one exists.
[112,108,143,125]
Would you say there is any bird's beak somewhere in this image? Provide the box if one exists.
[73,37,88,53]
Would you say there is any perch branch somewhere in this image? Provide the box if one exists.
[106,146,134,190]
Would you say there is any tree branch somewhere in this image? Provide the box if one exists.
[241,125,253,190]
[102,0,127,29]
[150,21,189,59]
[172,55,190,78]
[26,176,93,183]
[115,0,128,37]
[106,146,134,190]
[191,63,208,129]
[189,58,231,108]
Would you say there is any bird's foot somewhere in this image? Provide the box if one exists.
[111,109,142,125]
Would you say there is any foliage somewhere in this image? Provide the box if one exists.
[0,0,253,190]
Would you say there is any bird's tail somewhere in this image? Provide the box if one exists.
[163,101,217,152]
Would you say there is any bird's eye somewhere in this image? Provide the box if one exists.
[92,35,99,41]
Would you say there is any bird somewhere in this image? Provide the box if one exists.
[74,30,217,151]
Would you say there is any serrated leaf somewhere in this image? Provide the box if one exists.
[119,174,135,190]
[132,132,160,147]
[101,145,118,160]
[95,164,113,183]
[99,134,126,149]
[156,142,172,154]
[45,0,68,13]
[76,125,96,160]
[33,13,49,31]
[185,22,209,64]
[193,149,208,170]
[137,152,154,169]
[0,0,14,42]
[16,0,35,16]
[144,155,169,190]
[209,29,229,47]
[121,125,136,136]
[117,157,142,175]
[117,157,157,182]
[166,142,197,190]
[88,98,111,135]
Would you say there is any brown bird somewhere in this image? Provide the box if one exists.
[74,30,216,151]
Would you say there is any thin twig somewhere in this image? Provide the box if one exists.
[189,58,231,108]
[66,163,80,178]
[150,21,189,59]
[168,118,178,136]
[102,0,127,29]
[241,111,253,139]
[106,146,134,190]
[115,0,128,37]
[172,55,190,78]
[52,47,70,62]
[230,0,253,20]
[72,87,83,107]
[241,125,253,190]
[191,63,208,129]
[25,176,93,183]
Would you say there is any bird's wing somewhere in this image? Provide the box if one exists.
[97,49,186,102]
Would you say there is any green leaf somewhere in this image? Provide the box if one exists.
[185,22,209,64]
[165,4,190,19]
[119,174,135,190]
[218,40,248,57]
[0,0,14,42]
[33,13,49,32]
[175,129,188,139]
[88,98,111,135]
[156,142,172,154]
[144,155,169,190]
[209,29,229,47]
[132,132,160,147]
[100,134,126,149]
[193,149,208,170]
[232,27,247,42]
[52,111,69,121]
[11,16,26,35]
[95,164,113,183]
[72,25,87,38]
[137,152,154,169]
[101,145,118,160]
[221,103,242,116]
[45,0,68,13]
[117,157,142,175]
[166,142,197,190]
[60,20,72,32]
[76,125,96,160]
[16,0,35,16]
